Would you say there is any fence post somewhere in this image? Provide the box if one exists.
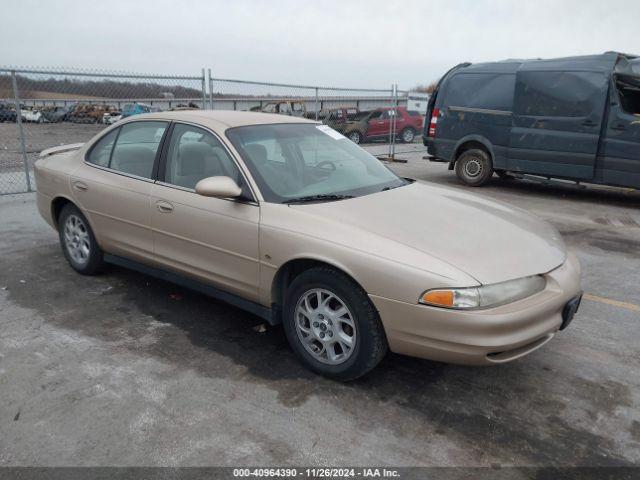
[315,87,319,120]
[388,84,394,159]
[207,68,213,110]
[391,83,398,159]
[11,70,32,192]
[201,68,207,109]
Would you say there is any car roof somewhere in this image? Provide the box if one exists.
[126,109,319,130]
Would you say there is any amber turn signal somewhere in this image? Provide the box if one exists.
[421,290,454,308]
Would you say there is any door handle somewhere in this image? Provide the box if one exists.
[611,124,627,131]
[72,181,88,191]
[581,120,598,127]
[155,200,174,213]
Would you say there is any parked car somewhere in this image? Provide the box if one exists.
[34,110,582,381]
[0,103,17,122]
[121,103,154,118]
[68,104,109,124]
[425,51,640,188]
[250,100,306,117]
[319,107,368,132]
[21,107,44,123]
[41,106,74,123]
[342,106,424,144]
[103,110,122,124]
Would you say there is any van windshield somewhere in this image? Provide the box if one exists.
[226,123,407,203]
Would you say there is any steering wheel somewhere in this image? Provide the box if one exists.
[316,160,336,171]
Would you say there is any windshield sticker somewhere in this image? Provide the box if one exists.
[316,124,345,140]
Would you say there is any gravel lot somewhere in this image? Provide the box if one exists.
[0,122,639,468]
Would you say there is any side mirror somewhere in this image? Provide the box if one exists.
[195,176,242,199]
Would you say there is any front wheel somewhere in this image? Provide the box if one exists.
[58,204,104,275]
[283,267,387,381]
[455,148,494,186]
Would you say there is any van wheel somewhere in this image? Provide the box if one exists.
[283,266,388,381]
[455,149,493,186]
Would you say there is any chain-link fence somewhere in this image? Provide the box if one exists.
[0,66,418,195]
[208,74,415,160]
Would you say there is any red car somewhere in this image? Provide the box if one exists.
[358,107,423,143]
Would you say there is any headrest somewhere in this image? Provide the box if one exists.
[244,143,267,165]
[179,142,213,175]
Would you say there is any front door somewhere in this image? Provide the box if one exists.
[151,123,261,302]
[72,120,168,264]
[508,70,608,179]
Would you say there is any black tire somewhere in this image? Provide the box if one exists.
[58,204,104,275]
[347,130,363,144]
[400,127,416,143]
[455,148,494,186]
[283,266,388,381]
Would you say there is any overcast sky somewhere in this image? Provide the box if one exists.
[2,0,639,89]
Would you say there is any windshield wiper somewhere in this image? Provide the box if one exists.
[283,194,354,204]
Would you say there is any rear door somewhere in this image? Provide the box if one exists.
[72,120,168,264]
[509,70,608,179]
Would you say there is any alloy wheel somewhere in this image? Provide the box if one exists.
[63,214,91,265]
[294,288,357,365]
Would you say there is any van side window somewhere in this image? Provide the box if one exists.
[514,71,606,117]
[444,73,515,111]
[615,75,640,115]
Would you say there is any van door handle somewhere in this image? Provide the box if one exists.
[582,120,598,127]
[155,200,174,213]
[611,124,627,131]
[72,181,88,191]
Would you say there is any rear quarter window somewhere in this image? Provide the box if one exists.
[444,73,515,111]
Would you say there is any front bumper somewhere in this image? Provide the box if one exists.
[370,252,582,365]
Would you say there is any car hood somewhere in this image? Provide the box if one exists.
[290,181,566,285]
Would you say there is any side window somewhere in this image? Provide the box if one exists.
[369,110,383,120]
[614,74,640,115]
[445,73,515,111]
[514,71,606,117]
[87,128,118,167]
[110,121,167,179]
[164,123,241,190]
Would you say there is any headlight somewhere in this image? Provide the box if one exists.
[419,275,546,309]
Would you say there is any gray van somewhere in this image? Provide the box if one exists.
[424,52,640,188]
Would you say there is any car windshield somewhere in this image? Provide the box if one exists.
[226,123,407,203]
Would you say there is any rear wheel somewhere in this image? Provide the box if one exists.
[283,267,387,381]
[58,204,104,275]
[347,131,362,144]
[455,148,493,186]
[400,127,416,143]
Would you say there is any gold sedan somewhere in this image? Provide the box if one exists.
[35,111,582,380]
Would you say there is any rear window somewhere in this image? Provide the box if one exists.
[514,71,606,117]
[444,73,515,111]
